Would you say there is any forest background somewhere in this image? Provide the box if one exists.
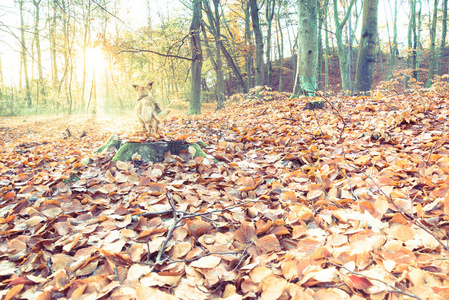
[0,0,447,116]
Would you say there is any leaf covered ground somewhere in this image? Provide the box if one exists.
[1,88,449,300]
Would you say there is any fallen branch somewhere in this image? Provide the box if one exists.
[146,192,266,271]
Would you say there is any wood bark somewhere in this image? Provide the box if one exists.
[387,0,398,81]
[19,0,32,107]
[425,0,439,87]
[265,0,276,88]
[81,1,92,111]
[333,0,356,92]
[291,0,318,97]
[50,0,58,90]
[31,0,45,97]
[249,0,264,87]
[203,0,225,109]
[276,3,284,92]
[354,0,379,93]
[188,0,203,115]
[437,0,448,76]
[244,2,254,90]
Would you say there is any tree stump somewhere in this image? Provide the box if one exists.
[92,135,208,163]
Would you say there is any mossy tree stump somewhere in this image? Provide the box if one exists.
[93,135,207,163]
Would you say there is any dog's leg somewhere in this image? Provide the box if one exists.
[152,117,159,133]
[136,102,147,132]
[144,108,154,134]
[138,117,147,132]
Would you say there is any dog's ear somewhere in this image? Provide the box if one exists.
[132,84,138,91]
[147,82,153,89]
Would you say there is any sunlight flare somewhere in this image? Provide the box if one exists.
[85,47,106,76]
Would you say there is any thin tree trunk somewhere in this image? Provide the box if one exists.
[82,1,92,112]
[244,2,254,89]
[437,0,448,76]
[406,0,415,88]
[50,0,58,90]
[347,12,354,92]
[317,1,324,91]
[32,0,45,98]
[220,45,247,93]
[266,0,276,88]
[426,0,439,87]
[354,0,379,93]
[188,0,203,115]
[249,0,264,86]
[414,2,422,81]
[333,0,356,92]
[276,3,284,92]
[220,6,247,93]
[19,0,32,107]
[387,0,398,80]
[203,0,225,109]
[0,54,3,85]
[324,4,329,92]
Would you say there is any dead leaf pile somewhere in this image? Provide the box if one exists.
[1,90,449,300]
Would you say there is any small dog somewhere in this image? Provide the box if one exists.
[133,82,170,134]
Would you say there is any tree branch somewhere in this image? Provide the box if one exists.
[117,48,193,61]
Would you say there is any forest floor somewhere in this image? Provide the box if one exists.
[1,86,449,300]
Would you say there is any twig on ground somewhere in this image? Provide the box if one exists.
[146,194,266,271]
[426,124,446,167]
[344,161,449,253]
[328,262,424,300]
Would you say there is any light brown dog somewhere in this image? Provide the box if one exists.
[133,82,170,134]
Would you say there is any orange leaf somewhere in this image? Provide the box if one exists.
[348,275,373,290]
[234,222,256,243]
[270,226,290,236]
[4,284,24,300]
[257,234,281,253]
[147,182,166,196]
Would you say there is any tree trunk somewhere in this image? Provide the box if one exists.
[249,0,264,87]
[406,0,415,88]
[354,0,379,93]
[266,0,276,88]
[324,6,329,92]
[220,9,248,93]
[61,0,73,114]
[387,0,398,80]
[425,0,439,87]
[188,0,203,115]
[244,2,254,90]
[32,0,45,98]
[203,0,225,109]
[81,1,92,112]
[0,54,3,85]
[333,0,356,92]
[276,3,284,92]
[50,0,58,90]
[291,0,318,97]
[414,2,422,81]
[220,45,247,93]
[437,0,448,76]
[19,0,32,107]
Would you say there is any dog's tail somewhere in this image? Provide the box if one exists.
[153,109,171,122]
